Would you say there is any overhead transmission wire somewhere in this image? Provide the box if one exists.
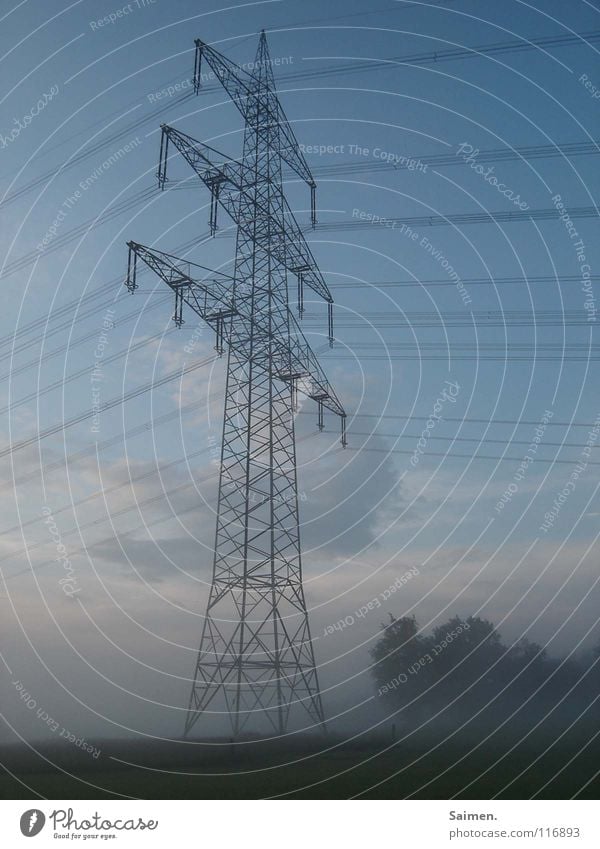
[0,271,593,367]
[2,299,594,418]
[0,496,204,588]
[8,148,597,275]
[0,430,316,585]
[2,411,598,580]
[0,491,207,588]
[0,91,195,210]
[9,419,598,544]
[4,419,599,562]
[311,206,598,233]
[332,412,600,428]
[3,271,597,363]
[4,343,598,482]
[0,325,184,418]
[8,329,594,402]
[3,306,594,415]
[7,416,597,544]
[0,294,172,385]
[6,186,596,284]
[6,192,595,282]
[329,274,600,289]
[1,445,215,539]
[8,324,596,418]
[3,26,597,581]
[275,30,600,86]
[3,429,599,589]
[1,8,412,210]
[0,354,220,461]
[302,312,594,327]
[323,353,600,362]
[1,477,211,569]
[2,33,596,454]
[290,141,600,179]
[4,365,599,492]
[344,444,600,465]
[0,186,157,281]
[3,429,600,589]
[4,396,209,490]
[324,430,600,452]
[8,300,594,374]
[158,140,600,189]
[0,229,215,358]
[6,388,599,491]
[1,304,329,460]
[2,27,598,212]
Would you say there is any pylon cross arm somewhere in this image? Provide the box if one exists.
[126,243,345,421]
[161,125,332,304]
[193,39,314,187]
[126,241,236,322]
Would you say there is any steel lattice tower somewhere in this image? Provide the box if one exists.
[126,32,345,737]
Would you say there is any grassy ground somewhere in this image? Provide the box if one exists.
[1,732,598,799]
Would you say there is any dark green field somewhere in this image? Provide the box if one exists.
[1,730,598,799]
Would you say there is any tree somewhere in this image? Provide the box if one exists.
[370,615,436,720]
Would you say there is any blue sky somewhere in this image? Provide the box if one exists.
[0,0,598,741]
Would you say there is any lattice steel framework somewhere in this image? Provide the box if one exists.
[126,32,345,737]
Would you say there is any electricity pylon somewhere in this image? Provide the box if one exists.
[126,31,345,737]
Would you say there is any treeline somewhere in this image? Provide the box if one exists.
[370,615,599,734]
